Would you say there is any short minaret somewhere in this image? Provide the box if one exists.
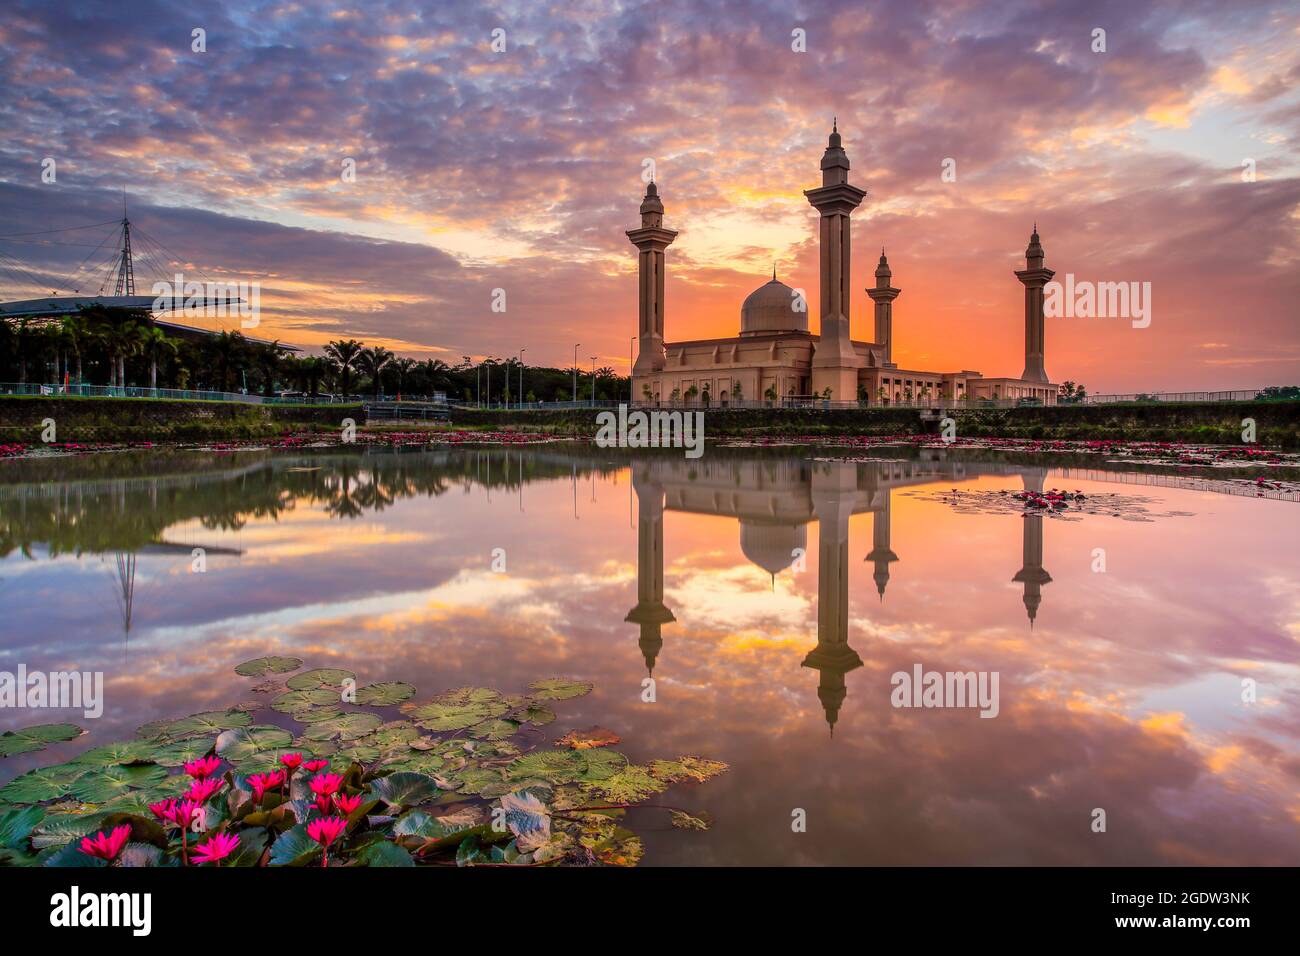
[805,123,867,399]
[865,486,899,599]
[866,248,900,367]
[628,182,679,378]
[1015,226,1053,384]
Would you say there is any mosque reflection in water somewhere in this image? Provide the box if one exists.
[625,454,1053,732]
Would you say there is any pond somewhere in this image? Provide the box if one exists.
[1,443,1297,865]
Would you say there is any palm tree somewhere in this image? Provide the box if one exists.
[139,325,178,392]
[390,357,417,397]
[205,331,249,392]
[253,341,287,397]
[59,315,90,386]
[104,321,144,389]
[359,346,393,400]
[324,339,364,398]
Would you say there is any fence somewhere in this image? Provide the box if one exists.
[0,382,347,405]
[1081,390,1267,404]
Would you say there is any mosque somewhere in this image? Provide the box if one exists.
[628,125,1060,407]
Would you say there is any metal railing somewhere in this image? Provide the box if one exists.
[1080,390,1271,404]
[0,382,351,404]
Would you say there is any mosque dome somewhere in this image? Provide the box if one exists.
[740,275,806,336]
[739,520,808,578]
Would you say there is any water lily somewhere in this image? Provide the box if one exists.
[247,770,286,803]
[309,772,342,797]
[183,755,221,779]
[191,832,240,866]
[333,792,363,815]
[306,815,347,867]
[303,759,330,773]
[79,824,131,861]
[148,798,177,823]
[186,776,224,803]
[279,752,303,772]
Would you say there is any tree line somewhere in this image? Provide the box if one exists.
[0,307,630,402]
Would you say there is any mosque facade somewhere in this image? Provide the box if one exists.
[628,126,1060,407]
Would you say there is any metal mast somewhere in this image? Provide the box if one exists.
[113,190,135,296]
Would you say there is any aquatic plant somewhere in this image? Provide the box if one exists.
[0,659,726,868]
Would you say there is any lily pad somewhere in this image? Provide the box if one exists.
[500,790,551,851]
[148,738,215,767]
[368,772,439,809]
[271,689,339,714]
[579,765,666,803]
[267,823,322,867]
[285,668,355,691]
[356,840,415,867]
[68,763,168,804]
[0,723,84,758]
[149,710,251,740]
[0,765,86,803]
[527,678,593,700]
[354,682,416,706]
[468,719,520,741]
[299,713,381,742]
[215,725,293,764]
[234,656,303,677]
[557,726,620,750]
[577,748,629,782]
[506,749,587,784]
[72,741,156,766]
[648,756,729,784]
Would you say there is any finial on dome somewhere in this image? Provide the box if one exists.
[646,181,658,196]
[772,262,777,281]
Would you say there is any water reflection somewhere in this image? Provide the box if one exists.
[2,446,1297,865]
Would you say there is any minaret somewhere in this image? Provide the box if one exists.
[865,486,899,599]
[1012,469,1052,626]
[627,182,679,379]
[866,248,900,368]
[1016,226,1053,384]
[805,122,867,400]
[624,465,675,673]
[802,462,863,734]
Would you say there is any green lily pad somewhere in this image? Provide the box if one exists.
[149,737,215,767]
[368,771,439,809]
[268,823,322,867]
[577,748,629,782]
[72,741,156,766]
[0,723,84,758]
[379,751,445,774]
[506,749,587,784]
[215,725,294,763]
[468,719,520,741]
[648,756,729,783]
[0,765,87,803]
[285,668,355,691]
[271,689,339,714]
[0,805,44,848]
[356,840,414,867]
[354,682,416,706]
[68,763,168,804]
[150,710,251,740]
[520,704,556,725]
[234,656,304,677]
[527,678,593,701]
[299,713,381,742]
[579,765,667,804]
[30,813,107,849]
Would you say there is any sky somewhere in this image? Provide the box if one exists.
[0,0,1297,392]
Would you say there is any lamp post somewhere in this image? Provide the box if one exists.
[518,348,526,409]
[485,359,491,409]
[590,355,597,405]
[573,344,579,404]
[476,363,481,407]
[629,336,635,405]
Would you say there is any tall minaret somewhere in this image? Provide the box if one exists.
[627,182,678,379]
[802,461,863,735]
[866,249,900,367]
[1016,226,1053,384]
[805,122,867,400]
[624,465,675,673]
[1012,469,1052,626]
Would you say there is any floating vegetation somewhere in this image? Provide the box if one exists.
[903,488,1196,522]
[0,663,726,868]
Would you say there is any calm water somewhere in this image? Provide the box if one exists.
[2,445,1298,865]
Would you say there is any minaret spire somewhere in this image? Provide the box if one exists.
[1016,225,1053,382]
[628,181,678,386]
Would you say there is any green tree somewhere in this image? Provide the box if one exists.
[359,346,394,399]
[139,326,178,392]
[324,339,364,398]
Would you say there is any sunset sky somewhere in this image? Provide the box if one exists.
[0,0,1297,392]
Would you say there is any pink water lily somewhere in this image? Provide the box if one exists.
[79,824,131,861]
[303,759,330,773]
[191,832,240,866]
[279,752,303,772]
[183,755,221,779]
[333,792,363,815]
[307,815,347,867]
[309,772,342,797]
[186,776,224,803]
[247,770,286,803]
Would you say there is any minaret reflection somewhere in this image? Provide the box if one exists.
[801,462,863,736]
[1012,467,1053,626]
[623,464,675,673]
[865,485,899,600]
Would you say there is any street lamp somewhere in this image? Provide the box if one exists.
[590,355,597,405]
[629,336,636,405]
[518,348,526,408]
[573,344,579,404]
